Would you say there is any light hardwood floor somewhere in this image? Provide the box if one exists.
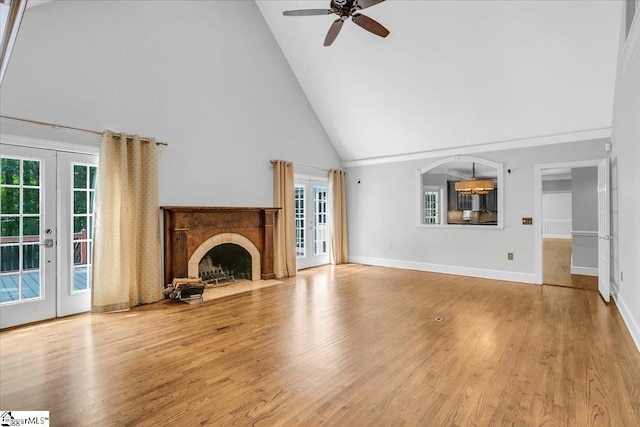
[544,238,598,291]
[1,264,638,426]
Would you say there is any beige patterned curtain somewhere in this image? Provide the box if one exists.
[92,131,163,312]
[329,169,349,264]
[272,160,296,278]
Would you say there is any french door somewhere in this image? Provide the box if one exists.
[57,152,98,317]
[0,145,97,328]
[295,177,330,270]
[1,145,57,328]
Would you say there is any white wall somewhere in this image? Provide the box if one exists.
[571,168,598,233]
[0,0,342,207]
[346,139,609,284]
[610,6,640,351]
[542,185,572,238]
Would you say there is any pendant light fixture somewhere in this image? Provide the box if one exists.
[454,163,494,195]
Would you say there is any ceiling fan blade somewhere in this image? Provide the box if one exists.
[283,9,333,16]
[355,0,386,10]
[324,19,344,46]
[352,13,390,38]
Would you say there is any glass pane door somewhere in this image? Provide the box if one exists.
[1,145,56,328]
[72,163,96,291]
[313,186,328,257]
[295,178,330,270]
[58,152,98,317]
[295,184,305,258]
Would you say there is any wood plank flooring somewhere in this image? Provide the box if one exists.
[1,264,638,426]
[544,238,598,291]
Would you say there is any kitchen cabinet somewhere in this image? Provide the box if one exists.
[447,181,456,210]
[447,181,472,210]
[447,181,497,211]
[485,186,498,211]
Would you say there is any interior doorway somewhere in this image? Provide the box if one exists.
[540,167,597,291]
[535,158,611,301]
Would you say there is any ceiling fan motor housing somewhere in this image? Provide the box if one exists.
[331,0,355,17]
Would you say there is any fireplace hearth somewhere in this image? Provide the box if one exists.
[161,207,279,285]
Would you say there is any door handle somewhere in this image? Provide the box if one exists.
[40,239,54,248]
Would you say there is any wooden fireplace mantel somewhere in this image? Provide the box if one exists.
[161,206,280,283]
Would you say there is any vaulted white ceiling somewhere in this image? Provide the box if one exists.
[256,0,622,163]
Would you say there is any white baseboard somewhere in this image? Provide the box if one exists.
[349,256,538,285]
[611,280,619,296]
[570,265,598,276]
[613,293,640,353]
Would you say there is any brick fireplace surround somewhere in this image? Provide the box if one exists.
[161,207,279,284]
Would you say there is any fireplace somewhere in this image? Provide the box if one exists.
[161,207,279,285]
[199,243,252,282]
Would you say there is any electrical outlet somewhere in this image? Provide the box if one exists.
[508,253,513,260]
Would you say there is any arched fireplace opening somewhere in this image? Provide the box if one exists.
[162,207,278,284]
[187,232,261,282]
[199,243,252,284]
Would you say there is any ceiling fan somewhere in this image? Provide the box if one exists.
[283,0,390,46]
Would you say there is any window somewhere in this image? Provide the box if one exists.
[0,0,28,85]
[423,190,440,224]
[71,164,97,292]
[626,0,638,38]
[294,184,305,257]
[313,186,328,255]
[0,156,42,302]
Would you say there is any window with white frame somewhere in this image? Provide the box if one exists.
[71,163,97,293]
[294,184,305,257]
[423,190,440,224]
[313,186,328,255]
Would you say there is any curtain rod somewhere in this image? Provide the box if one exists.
[295,163,332,173]
[0,114,168,146]
[270,160,332,173]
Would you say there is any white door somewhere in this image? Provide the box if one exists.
[597,158,611,302]
[1,145,57,328]
[57,152,98,316]
[295,178,330,270]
